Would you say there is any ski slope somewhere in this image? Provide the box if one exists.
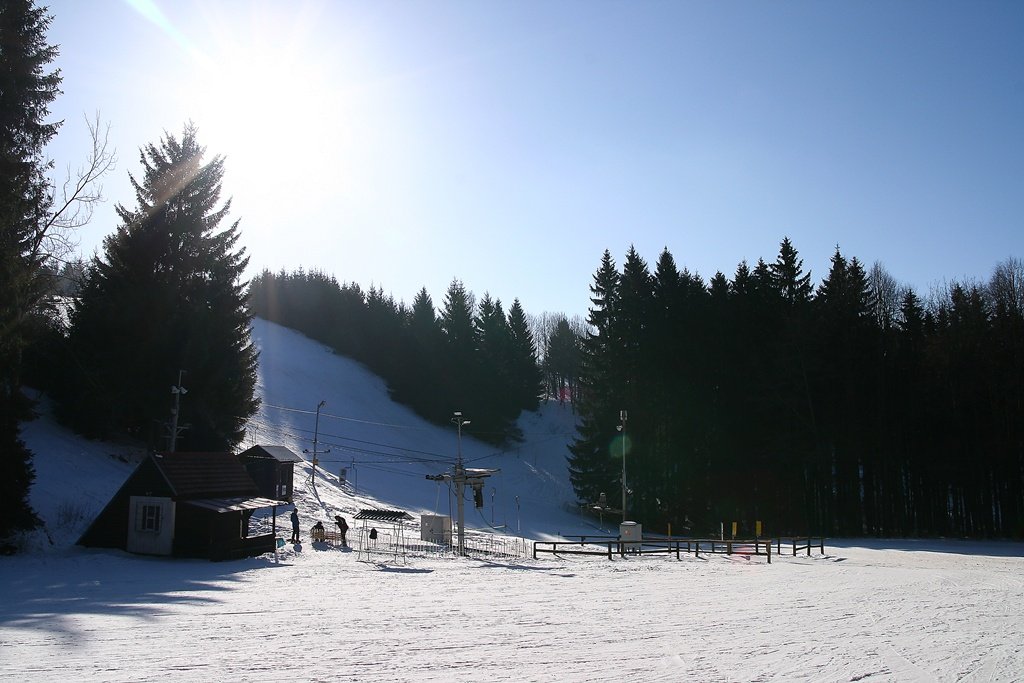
[4,318,1024,682]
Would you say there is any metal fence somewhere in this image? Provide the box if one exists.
[353,527,529,562]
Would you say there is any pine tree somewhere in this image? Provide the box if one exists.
[440,279,477,359]
[60,124,258,451]
[770,236,814,305]
[474,293,515,433]
[437,278,477,412]
[568,251,622,506]
[0,0,62,542]
[389,286,445,421]
[507,299,542,412]
[616,246,653,389]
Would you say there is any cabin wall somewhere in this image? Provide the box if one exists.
[78,460,173,550]
[242,461,294,501]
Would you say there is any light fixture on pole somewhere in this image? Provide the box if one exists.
[304,400,328,488]
[168,370,188,453]
[618,409,628,522]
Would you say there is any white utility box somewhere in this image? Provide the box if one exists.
[619,521,642,552]
[420,514,452,544]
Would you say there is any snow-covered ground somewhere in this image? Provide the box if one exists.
[3,318,1024,681]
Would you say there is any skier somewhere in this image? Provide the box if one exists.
[290,506,300,542]
[334,514,349,546]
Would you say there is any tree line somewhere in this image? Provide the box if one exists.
[4,1,1019,550]
[248,270,554,444]
[570,241,1024,538]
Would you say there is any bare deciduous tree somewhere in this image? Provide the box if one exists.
[869,261,902,330]
[37,112,116,268]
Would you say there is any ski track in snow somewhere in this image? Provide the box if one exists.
[5,318,1024,681]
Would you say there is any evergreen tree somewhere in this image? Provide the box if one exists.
[813,247,876,533]
[568,251,621,505]
[0,0,62,542]
[507,299,543,412]
[389,286,446,420]
[440,279,477,359]
[60,124,258,450]
[770,236,814,305]
[432,278,484,428]
[410,287,438,331]
[474,293,515,434]
[616,246,653,390]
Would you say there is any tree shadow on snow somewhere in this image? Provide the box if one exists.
[826,538,1024,558]
[0,547,283,641]
[373,563,433,574]
[310,541,351,552]
[475,559,563,571]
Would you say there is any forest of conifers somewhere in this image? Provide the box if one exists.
[572,240,1023,538]
[249,238,1023,539]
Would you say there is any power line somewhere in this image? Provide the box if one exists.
[260,402,432,431]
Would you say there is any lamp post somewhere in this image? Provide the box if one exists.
[306,400,326,488]
[618,409,628,522]
[452,411,470,556]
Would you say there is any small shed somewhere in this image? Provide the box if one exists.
[237,444,301,502]
[78,452,285,561]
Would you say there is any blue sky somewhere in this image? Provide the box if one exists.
[44,0,1022,318]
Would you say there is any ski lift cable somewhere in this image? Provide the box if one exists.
[255,402,576,440]
[260,402,430,431]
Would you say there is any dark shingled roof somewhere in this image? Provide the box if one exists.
[153,452,259,499]
[354,509,413,522]
[238,445,303,463]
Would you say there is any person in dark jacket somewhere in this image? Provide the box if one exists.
[334,515,349,546]
[290,507,300,542]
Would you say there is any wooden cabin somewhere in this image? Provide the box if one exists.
[78,452,286,561]
[237,444,301,502]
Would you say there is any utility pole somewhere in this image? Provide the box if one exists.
[618,409,628,522]
[168,370,188,452]
[304,400,329,488]
[453,411,469,556]
[425,411,497,557]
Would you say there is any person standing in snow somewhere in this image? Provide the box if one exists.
[334,514,349,546]
[290,507,300,542]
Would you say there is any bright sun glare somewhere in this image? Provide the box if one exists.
[192,44,340,191]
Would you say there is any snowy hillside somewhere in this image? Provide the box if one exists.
[247,317,591,542]
[5,318,1024,682]
[19,317,592,551]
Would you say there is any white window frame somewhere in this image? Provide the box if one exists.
[137,503,162,533]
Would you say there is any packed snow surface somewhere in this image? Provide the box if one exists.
[3,318,1023,681]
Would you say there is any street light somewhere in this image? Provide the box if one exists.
[618,409,628,522]
[452,411,471,555]
[304,400,327,488]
